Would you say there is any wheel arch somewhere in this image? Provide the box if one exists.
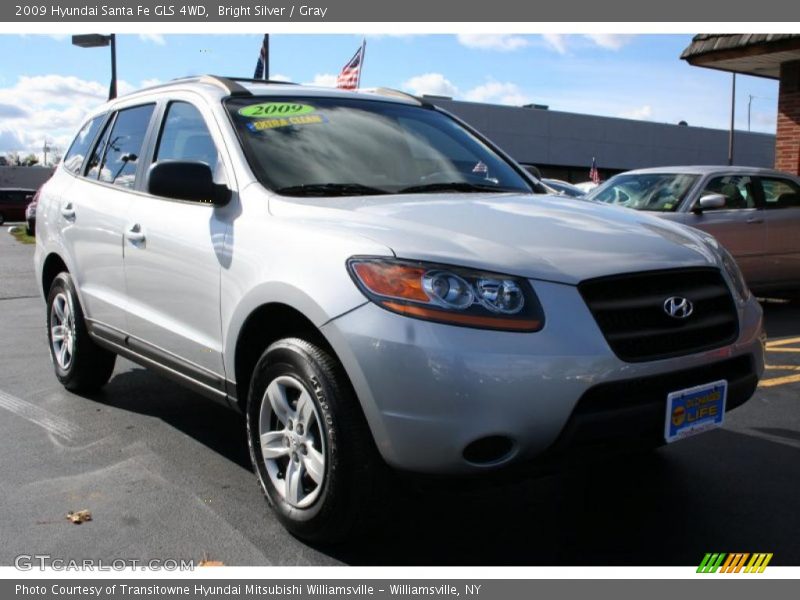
[230,298,357,415]
[41,252,70,298]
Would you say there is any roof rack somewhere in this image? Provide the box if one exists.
[359,87,432,107]
[196,75,252,96]
[166,75,298,96]
[218,76,299,86]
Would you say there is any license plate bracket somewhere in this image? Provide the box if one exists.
[664,380,728,443]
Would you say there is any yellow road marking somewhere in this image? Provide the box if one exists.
[759,373,800,388]
[766,364,800,371]
[765,336,800,348]
[765,348,800,353]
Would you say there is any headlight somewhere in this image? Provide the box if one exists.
[347,257,544,332]
[717,245,751,303]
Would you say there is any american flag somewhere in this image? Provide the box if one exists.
[253,34,269,80]
[336,41,366,90]
[589,157,600,184]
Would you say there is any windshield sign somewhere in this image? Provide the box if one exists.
[226,96,532,197]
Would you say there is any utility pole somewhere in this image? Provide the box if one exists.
[728,73,736,166]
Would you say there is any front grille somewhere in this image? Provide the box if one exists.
[579,268,738,362]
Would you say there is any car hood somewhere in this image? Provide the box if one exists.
[269,192,719,285]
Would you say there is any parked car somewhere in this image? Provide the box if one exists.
[574,181,600,194]
[25,189,40,235]
[587,166,800,296]
[35,76,764,542]
[0,187,36,225]
[542,178,587,198]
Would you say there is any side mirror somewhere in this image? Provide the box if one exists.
[693,193,726,213]
[147,161,230,206]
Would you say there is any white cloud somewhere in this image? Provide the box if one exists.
[584,34,632,50]
[0,75,111,160]
[139,78,162,89]
[403,73,458,98]
[541,34,634,55]
[456,34,530,52]
[618,105,653,120]
[138,33,166,45]
[542,34,568,55]
[269,73,292,83]
[465,81,529,106]
[305,73,338,87]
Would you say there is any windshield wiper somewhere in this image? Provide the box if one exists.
[398,182,523,194]
[275,183,390,197]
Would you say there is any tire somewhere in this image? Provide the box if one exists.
[0,213,5,225]
[246,337,387,543]
[46,272,116,392]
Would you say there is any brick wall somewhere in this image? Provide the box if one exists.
[775,60,800,175]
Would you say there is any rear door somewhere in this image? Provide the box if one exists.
[757,175,800,289]
[57,105,156,331]
[122,94,234,385]
[676,173,767,287]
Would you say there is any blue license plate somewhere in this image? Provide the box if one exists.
[664,380,728,443]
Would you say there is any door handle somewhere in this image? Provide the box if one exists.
[60,203,75,219]
[125,224,146,243]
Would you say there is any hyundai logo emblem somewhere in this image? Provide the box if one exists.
[663,296,694,319]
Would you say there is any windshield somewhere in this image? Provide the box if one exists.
[225,96,532,196]
[587,172,699,212]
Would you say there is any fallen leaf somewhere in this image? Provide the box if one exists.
[66,510,92,524]
[198,559,224,567]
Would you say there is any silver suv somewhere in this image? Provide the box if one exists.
[35,76,765,542]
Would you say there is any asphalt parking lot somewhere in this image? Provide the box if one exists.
[1,224,799,567]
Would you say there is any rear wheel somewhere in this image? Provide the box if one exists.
[0,213,5,225]
[47,272,116,392]
[246,337,387,543]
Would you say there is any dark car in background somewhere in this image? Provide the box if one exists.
[0,188,36,225]
[542,178,587,198]
[25,190,40,235]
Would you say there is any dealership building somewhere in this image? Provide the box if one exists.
[681,33,800,177]
[429,96,775,183]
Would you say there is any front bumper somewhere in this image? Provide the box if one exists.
[322,279,765,474]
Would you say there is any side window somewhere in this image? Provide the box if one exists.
[701,175,757,210]
[89,104,156,189]
[85,116,115,180]
[154,102,219,172]
[761,177,800,210]
[62,115,105,174]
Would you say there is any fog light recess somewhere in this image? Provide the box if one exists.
[462,435,515,466]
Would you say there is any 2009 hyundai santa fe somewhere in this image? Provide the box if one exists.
[35,76,765,542]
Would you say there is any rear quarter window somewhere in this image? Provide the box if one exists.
[62,115,106,174]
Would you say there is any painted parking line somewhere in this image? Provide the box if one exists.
[764,336,800,353]
[759,337,800,388]
[765,336,800,348]
[760,374,800,388]
[0,388,81,441]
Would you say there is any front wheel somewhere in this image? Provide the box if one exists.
[246,337,387,543]
[47,272,116,392]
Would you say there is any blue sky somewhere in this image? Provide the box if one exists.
[0,34,779,162]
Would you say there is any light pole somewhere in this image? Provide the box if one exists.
[728,73,736,166]
[72,34,117,100]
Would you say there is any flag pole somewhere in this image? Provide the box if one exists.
[264,34,269,81]
[356,37,366,89]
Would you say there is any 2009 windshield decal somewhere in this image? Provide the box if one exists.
[239,103,316,118]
